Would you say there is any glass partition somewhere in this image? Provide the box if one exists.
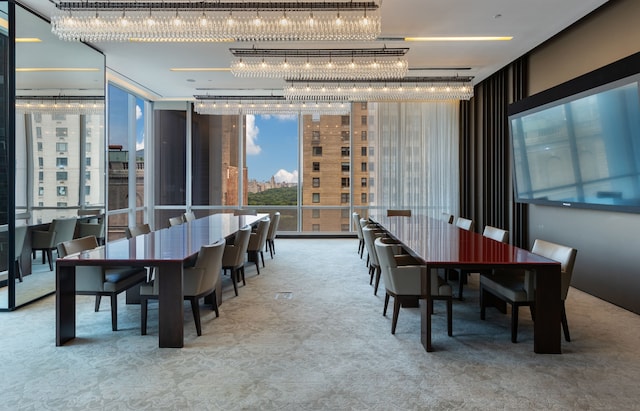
[0,4,105,309]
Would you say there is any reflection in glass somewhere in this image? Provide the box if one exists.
[2,4,105,309]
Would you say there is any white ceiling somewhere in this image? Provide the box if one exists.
[17,0,609,101]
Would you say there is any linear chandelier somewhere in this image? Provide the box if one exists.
[194,95,351,115]
[230,47,409,80]
[284,77,475,101]
[15,96,105,115]
[51,1,381,42]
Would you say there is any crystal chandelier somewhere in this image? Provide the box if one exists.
[230,47,408,80]
[15,96,105,115]
[51,1,381,42]
[194,95,351,115]
[284,77,475,101]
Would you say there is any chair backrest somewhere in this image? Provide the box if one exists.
[531,239,578,300]
[14,225,27,261]
[51,218,78,246]
[352,212,363,239]
[249,218,271,251]
[78,220,105,239]
[193,240,225,295]
[362,225,382,266]
[58,235,99,257]
[168,216,183,227]
[387,209,412,217]
[267,212,280,241]
[455,217,474,231]
[183,211,196,222]
[126,223,151,239]
[224,225,252,267]
[482,225,508,243]
[375,238,424,296]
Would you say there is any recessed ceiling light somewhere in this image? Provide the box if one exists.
[16,68,100,72]
[404,36,512,41]
[16,38,42,43]
[170,68,231,72]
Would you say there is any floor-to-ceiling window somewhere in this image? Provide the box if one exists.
[245,114,298,231]
[107,84,146,239]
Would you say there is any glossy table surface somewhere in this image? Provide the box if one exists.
[56,213,268,348]
[369,213,562,353]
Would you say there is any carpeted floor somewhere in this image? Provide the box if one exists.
[2,238,640,410]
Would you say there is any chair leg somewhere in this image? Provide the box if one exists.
[391,297,401,334]
[190,297,202,336]
[369,266,374,285]
[480,287,486,320]
[46,249,54,271]
[240,266,246,286]
[260,251,265,268]
[383,293,390,316]
[447,297,453,337]
[458,272,466,301]
[141,297,148,335]
[511,303,519,343]
[110,294,118,331]
[16,260,23,282]
[231,268,239,296]
[95,296,102,312]
[211,292,219,318]
[359,240,364,258]
[373,266,381,296]
[561,302,571,342]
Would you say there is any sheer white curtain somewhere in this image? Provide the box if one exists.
[370,101,459,219]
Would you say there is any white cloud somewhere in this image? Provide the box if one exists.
[136,104,142,120]
[273,169,298,184]
[136,141,145,152]
[245,114,262,155]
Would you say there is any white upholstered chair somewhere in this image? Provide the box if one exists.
[58,235,147,331]
[480,239,577,343]
[140,239,225,336]
[246,217,270,274]
[455,217,474,231]
[31,218,77,271]
[266,211,280,259]
[353,212,365,258]
[375,238,453,335]
[222,225,251,296]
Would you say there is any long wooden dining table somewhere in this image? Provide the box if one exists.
[56,213,268,348]
[370,214,563,354]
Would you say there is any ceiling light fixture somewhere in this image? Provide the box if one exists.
[15,96,105,115]
[193,95,351,115]
[230,47,409,80]
[51,1,381,42]
[283,77,475,101]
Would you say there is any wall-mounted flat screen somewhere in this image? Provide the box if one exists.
[509,58,640,213]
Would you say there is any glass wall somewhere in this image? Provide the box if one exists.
[1,3,105,310]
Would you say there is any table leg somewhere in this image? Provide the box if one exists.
[421,267,433,352]
[56,265,76,346]
[157,262,184,348]
[533,265,562,354]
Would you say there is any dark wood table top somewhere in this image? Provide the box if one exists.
[369,213,557,269]
[58,213,268,265]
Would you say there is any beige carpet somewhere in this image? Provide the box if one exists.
[2,238,640,410]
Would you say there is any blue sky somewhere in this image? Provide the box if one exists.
[246,114,299,183]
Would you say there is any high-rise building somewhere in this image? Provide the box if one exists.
[301,103,372,232]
